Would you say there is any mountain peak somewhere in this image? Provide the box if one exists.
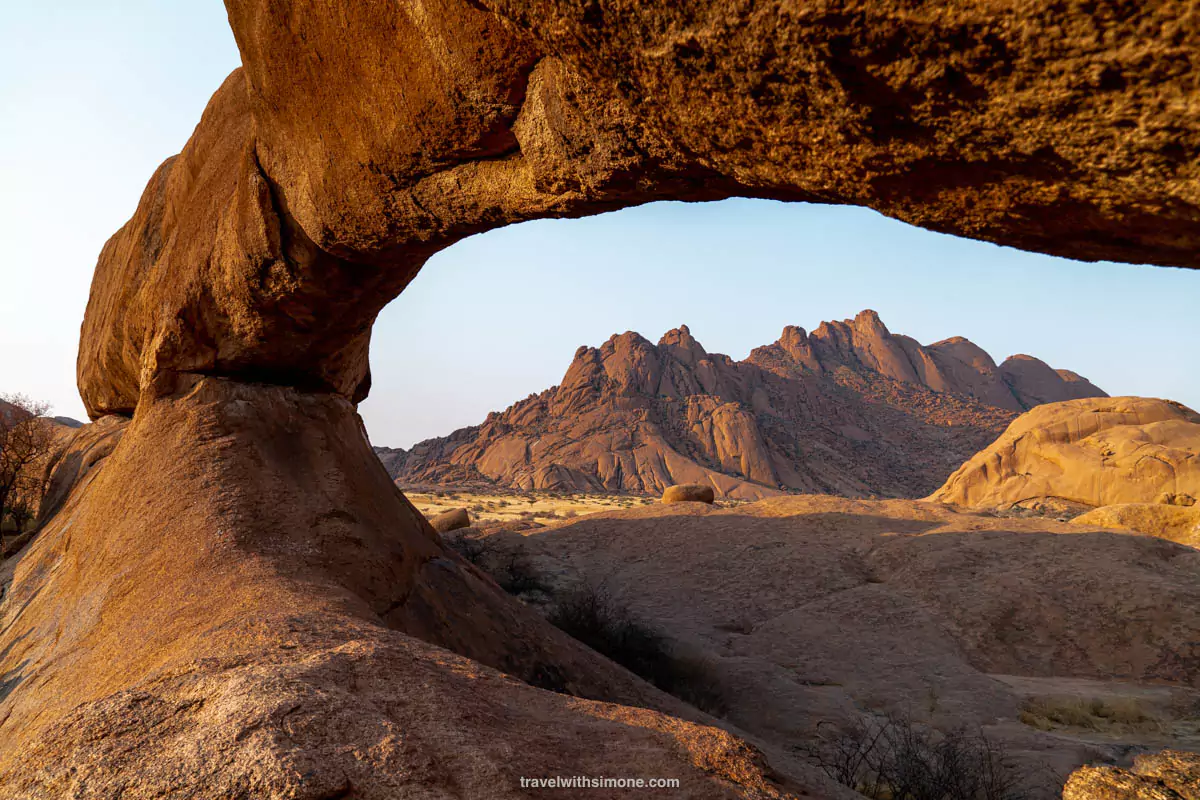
[658,324,706,363]
[382,314,1108,500]
[854,308,887,329]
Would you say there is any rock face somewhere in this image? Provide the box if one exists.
[372,445,408,478]
[662,484,716,504]
[930,397,1200,511]
[1072,503,1200,546]
[10,0,1200,795]
[1064,751,1200,800]
[382,313,1102,499]
[36,414,129,525]
[0,377,811,798]
[75,0,1199,421]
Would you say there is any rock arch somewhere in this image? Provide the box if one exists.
[79,0,1199,418]
[2,1,1197,796]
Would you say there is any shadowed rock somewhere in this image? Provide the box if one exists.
[429,507,471,533]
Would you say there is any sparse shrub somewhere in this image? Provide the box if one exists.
[443,531,488,565]
[805,713,1027,800]
[443,533,548,596]
[1,393,56,546]
[492,548,550,596]
[547,584,724,715]
[527,661,569,694]
[5,497,35,534]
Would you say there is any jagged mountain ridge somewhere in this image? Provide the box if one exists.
[377,311,1107,499]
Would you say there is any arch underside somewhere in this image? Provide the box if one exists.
[77,0,1200,419]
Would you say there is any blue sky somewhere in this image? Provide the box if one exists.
[3,3,1196,447]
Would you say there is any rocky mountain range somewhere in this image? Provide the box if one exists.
[376,310,1107,499]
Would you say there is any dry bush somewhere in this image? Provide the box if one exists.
[548,583,725,715]
[1,393,56,542]
[806,714,1028,800]
[442,533,548,596]
[443,532,488,565]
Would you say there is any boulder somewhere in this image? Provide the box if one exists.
[662,484,716,504]
[930,397,1200,511]
[0,377,809,797]
[429,507,471,533]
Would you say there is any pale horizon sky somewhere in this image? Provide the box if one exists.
[2,2,1197,449]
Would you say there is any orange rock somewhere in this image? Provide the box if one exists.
[930,397,1200,511]
[384,316,1098,501]
[662,484,716,504]
[76,1,1198,418]
[1072,503,1200,546]
[12,0,1200,795]
[0,377,806,798]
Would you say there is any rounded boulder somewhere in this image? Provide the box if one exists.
[429,507,471,533]
[661,484,715,504]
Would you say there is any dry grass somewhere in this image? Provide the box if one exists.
[403,489,661,528]
[1019,695,1163,734]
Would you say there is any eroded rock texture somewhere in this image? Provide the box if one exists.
[1,377,809,797]
[1064,751,1200,800]
[930,397,1200,509]
[77,0,1199,420]
[6,0,1199,796]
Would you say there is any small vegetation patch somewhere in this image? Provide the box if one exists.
[806,714,1028,800]
[548,583,725,716]
[442,532,550,597]
[1019,695,1162,734]
[406,488,660,528]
